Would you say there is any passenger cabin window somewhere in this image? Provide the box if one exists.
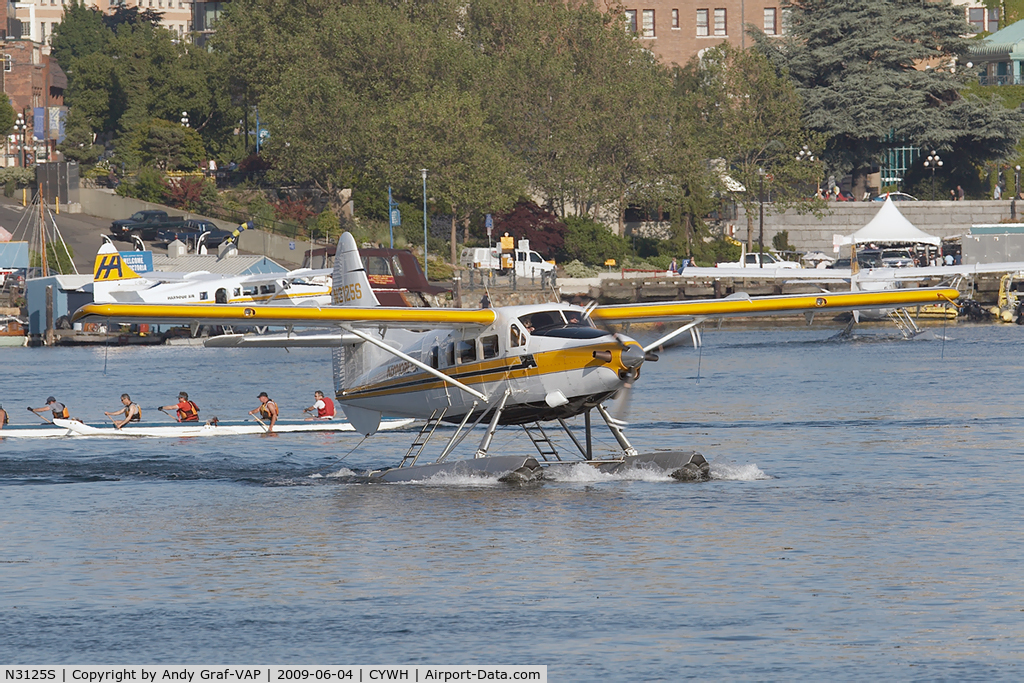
[234,288,241,296]
[243,286,257,296]
[259,284,276,295]
[199,291,208,301]
[457,339,477,364]
[510,323,526,347]
[480,335,499,359]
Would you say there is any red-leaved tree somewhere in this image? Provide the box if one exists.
[492,202,568,260]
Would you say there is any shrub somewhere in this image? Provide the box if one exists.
[167,176,218,213]
[562,259,599,278]
[563,216,630,265]
[116,167,169,204]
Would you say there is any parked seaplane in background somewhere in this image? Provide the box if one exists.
[91,239,334,306]
[73,232,960,483]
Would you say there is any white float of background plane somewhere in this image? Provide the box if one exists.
[91,240,333,306]
[74,232,960,483]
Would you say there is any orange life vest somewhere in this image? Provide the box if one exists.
[317,398,335,418]
[177,400,199,422]
[259,400,278,419]
[128,403,142,423]
[52,403,69,419]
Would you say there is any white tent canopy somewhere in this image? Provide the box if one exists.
[839,197,941,246]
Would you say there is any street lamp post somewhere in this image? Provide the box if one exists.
[421,169,428,280]
[924,151,942,201]
[1016,165,1021,199]
[796,145,817,196]
[758,167,766,267]
[14,113,25,167]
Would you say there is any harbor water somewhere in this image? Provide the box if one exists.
[3,324,1024,678]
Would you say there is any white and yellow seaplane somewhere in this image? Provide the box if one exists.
[92,240,333,306]
[72,232,960,483]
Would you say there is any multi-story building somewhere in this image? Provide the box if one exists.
[15,0,194,45]
[610,1,783,66]
[614,1,1002,67]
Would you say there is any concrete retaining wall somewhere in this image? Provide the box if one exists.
[735,200,1016,253]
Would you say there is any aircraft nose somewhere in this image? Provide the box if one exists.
[620,344,645,369]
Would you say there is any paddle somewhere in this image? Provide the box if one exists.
[105,414,123,431]
[28,408,52,424]
[251,414,269,432]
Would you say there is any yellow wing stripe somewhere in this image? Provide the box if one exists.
[72,302,497,326]
[592,288,961,323]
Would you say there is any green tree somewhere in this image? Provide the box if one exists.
[50,1,111,71]
[0,96,15,138]
[57,107,102,164]
[117,167,169,203]
[756,0,1024,195]
[678,44,824,250]
[466,0,671,230]
[563,216,631,265]
[120,118,205,170]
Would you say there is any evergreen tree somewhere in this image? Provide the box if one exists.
[50,1,111,72]
[755,0,1024,195]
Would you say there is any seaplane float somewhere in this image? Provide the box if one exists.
[70,232,961,483]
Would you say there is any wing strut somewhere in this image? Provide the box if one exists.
[339,325,489,402]
[642,318,705,353]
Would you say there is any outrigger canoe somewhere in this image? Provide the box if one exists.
[0,417,414,438]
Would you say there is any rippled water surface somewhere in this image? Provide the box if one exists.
[3,324,1024,678]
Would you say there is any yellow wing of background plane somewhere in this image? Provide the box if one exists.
[72,302,496,328]
[73,287,959,328]
[591,288,961,324]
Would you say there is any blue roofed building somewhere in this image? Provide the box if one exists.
[968,19,1024,85]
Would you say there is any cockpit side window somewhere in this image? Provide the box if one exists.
[429,345,439,369]
[446,342,455,367]
[510,323,526,347]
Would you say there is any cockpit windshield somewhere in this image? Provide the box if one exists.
[518,309,609,339]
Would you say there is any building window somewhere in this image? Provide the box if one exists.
[671,9,679,29]
[625,9,637,34]
[969,7,999,32]
[714,8,727,36]
[697,9,708,36]
[764,8,777,35]
[39,23,46,43]
[3,55,10,72]
[641,9,655,38]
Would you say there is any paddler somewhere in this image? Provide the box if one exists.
[249,391,279,432]
[0,403,8,429]
[303,390,335,421]
[104,393,141,430]
[159,392,200,422]
[29,397,69,422]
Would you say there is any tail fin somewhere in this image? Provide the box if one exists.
[92,242,142,302]
[331,232,382,434]
[332,231,380,307]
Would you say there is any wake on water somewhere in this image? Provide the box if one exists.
[308,457,770,486]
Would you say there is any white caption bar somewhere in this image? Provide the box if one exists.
[0,667,546,683]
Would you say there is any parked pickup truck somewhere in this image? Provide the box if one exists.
[716,251,800,269]
[110,210,190,241]
[157,220,234,248]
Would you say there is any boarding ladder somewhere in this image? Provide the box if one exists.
[522,422,561,462]
[887,307,921,339]
[399,408,448,468]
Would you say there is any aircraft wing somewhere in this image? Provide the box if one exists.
[681,266,853,280]
[590,287,960,324]
[236,268,334,285]
[72,302,496,329]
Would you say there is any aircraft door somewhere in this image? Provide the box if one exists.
[215,288,228,304]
